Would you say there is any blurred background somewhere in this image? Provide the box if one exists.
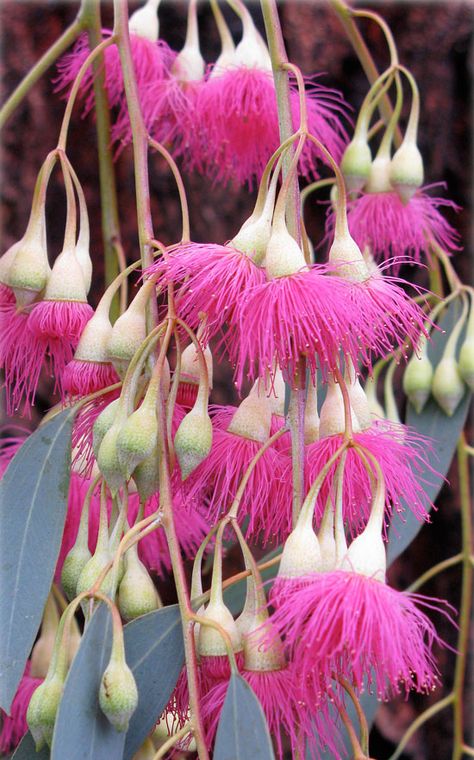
[0,1,472,758]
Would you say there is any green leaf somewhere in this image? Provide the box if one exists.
[387,300,471,563]
[213,674,275,760]
[123,605,184,760]
[12,731,50,759]
[51,604,125,760]
[0,409,75,712]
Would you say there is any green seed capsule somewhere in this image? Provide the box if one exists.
[99,656,138,732]
[402,353,434,413]
[174,408,212,480]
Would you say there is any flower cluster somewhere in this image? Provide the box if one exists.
[1,1,469,759]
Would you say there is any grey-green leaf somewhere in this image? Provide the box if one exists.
[51,604,125,760]
[0,409,74,711]
[123,605,184,760]
[213,674,275,760]
[12,731,50,759]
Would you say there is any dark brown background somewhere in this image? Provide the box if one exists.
[0,1,473,758]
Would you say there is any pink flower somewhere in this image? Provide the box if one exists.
[0,662,43,753]
[182,405,287,543]
[328,187,461,272]
[0,303,46,415]
[233,265,371,387]
[270,571,452,699]
[192,68,348,187]
[62,357,120,398]
[55,30,175,133]
[301,419,438,535]
[146,242,266,342]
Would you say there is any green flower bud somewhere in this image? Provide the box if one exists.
[61,540,92,601]
[389,141,424,204]
[107,298,147,378]
[340,136,372,193]
[76,547,113,601]
[197,599,242,657]
[132,444,160,501]
[93,398,121,458]
[432,356,465,416]
[27,673,64,749]
[116,399,158,480]
[99,655,138,732]
[458,338,474,391]
[97,422,126,494]
[174,407,212,480]
[118,545,161,621]
[403,353,434,413]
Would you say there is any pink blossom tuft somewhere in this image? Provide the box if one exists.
[28,300,93,342]
[63,358,120,398]
[270,572,453,698]
[146,242,266,342]
[300,419,438,535]
[182,405,288,543]
[326,188,461,272]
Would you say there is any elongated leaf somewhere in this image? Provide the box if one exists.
[388,300,471,563]
[12,731,50,759]
[123,605,184,760]
[214,674,275,760]
[51,604,125,760]
[0,409,75,711]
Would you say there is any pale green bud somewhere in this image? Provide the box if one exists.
[174,408,212,480]
[132,445,160,501]
[265,222,306,279]
[278,522,322,579]
[329,231,370,283]
[403,353,434,413]
[97,422,126,494]
[76,547,113,601]
[93,398,121,458]
[61,540,92,601]
[458,338,474,391]
[389,141,424,204]
[116,401,158,480]
[7,232,50,307]
[432,356,465,416]
[99,655,138,732]
[118,546,161,621]
[340,136,372,193]
[27,673,64,749]
[197,599,242,657]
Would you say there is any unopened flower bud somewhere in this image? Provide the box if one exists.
[278,522,322,579]
[329,230,370,283]
[340,136,372,193]
[76,546,113,600]
[174,406,212,480]
[99,653,138,732]
[132,444,160,501]
[227,382,272,443]
[403,353,434,413]
[177,342,213,407]
[365,155,392,194]
[118,545,161,621]
[198,599,243,657]
[7,230,50,307]
[432,356,465,416]
[93,398,121,457]
[27,673,64,749]
[117,397,158,480]
[319,378,360,438]
[265,221,306,279]
[107,285,151,378]
[129,0,160,41]
[459,338,474,391]
[97,422,126,494]
[61,536,92,601]
[389,141,424,204]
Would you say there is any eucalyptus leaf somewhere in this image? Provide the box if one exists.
[123,605,184,760]
[213,674,275,760]
[0,409,75,712]
[51,604,125,760]
[12,731,50,759]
